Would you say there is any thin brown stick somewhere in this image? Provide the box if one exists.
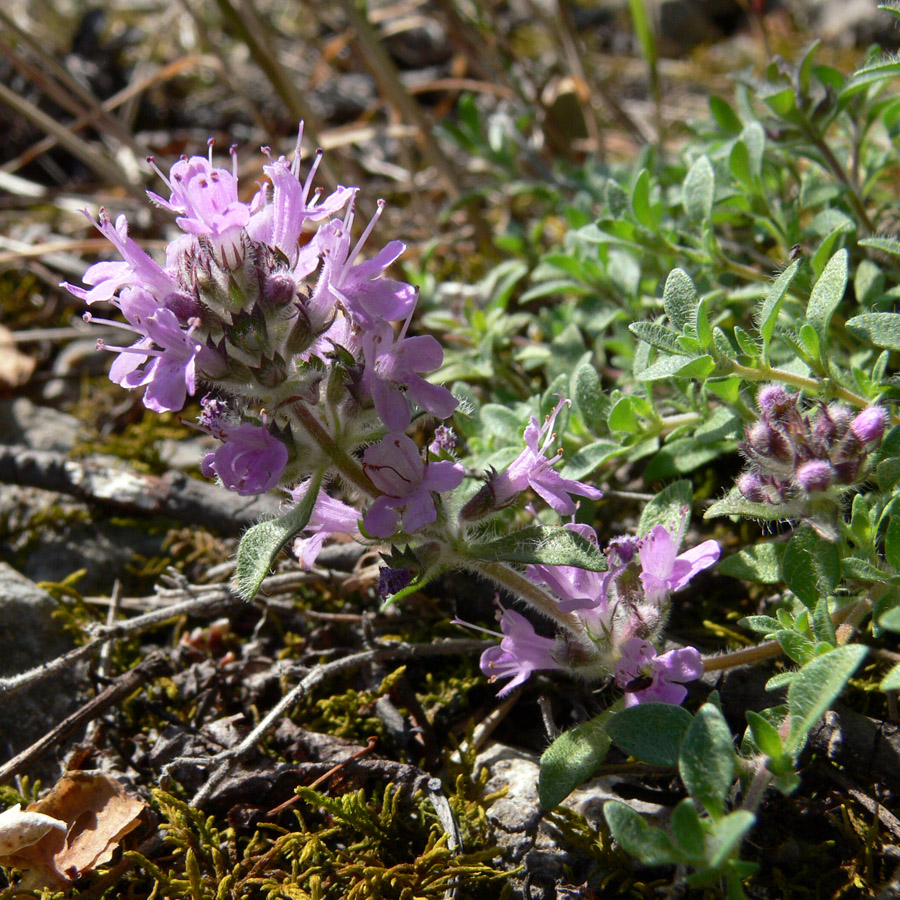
[0,653,171,785]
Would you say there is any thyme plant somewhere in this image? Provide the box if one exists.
[60,10,900,894]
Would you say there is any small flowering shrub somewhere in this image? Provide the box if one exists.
[60,11,900,895]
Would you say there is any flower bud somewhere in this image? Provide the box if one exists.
[737,471,766,502]
[795,459,833,493]
[851,406,887,445]
[262,272,297,307]
[164,291,203,320]
[747,420,794,465]
[757,384,790,417]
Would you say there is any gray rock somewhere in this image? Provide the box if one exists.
[476,741,667,896]
[0,563,85,781]
[0,397,82,453]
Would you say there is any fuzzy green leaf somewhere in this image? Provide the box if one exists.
[845,312,900,352]
[684,155,715,223]
[606,703,693,767]
[466,525,607,571]
[235,469,324,601]
[704,486,790,522]
[671,799,706,861]
[781,525,841,608]
[757,259,801,359]
[604,801,683,866]
[679,703,736,820]
[786,644,868,757]
[805,248,848,346]
[663,268,699,331]
[718,542,784,583]
[638,479,693,537]
[629,321,689,355]
[707,811,757,868]
[539,708,616,809]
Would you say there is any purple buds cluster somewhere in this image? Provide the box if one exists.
[737,386,887,504]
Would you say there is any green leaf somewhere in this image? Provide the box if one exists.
[739,615,781,635]
[632,168,655,228]
[710,95,743,133]
[637,354,715,382]
[704,486,791,522]
[480,404,525,443]
[860,235,900,258]
[785,644,868,757]
[718,543,784,583]
[881,663,900,691]
[781,525,842,608]
[671,799,706,862]
[606,703,693,766]
[539,708,616,809]
[745,710,784,758]
[629,321,689,355]
[805,248,848,346]
[609,396,641,433]
[845,312,900,351]
[235,469,325,601]
[679,703,736,820]
[638,479,693,537]
[560,441,621,481]
[763,85,798,118]
[878,607,900,632]
[757,260,801,360]
[604,801,683,866]
[742,122,766,178]
[684,155,715,223]
[663,268,699,331]
[707,811,757,868]
[843,53,900,99]
[466,525,607,570]
[643,436,723,480]
[571,360,607,433]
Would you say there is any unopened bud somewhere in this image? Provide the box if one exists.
[737,471,766,502]
[757,384,790,418]
[262,272,296,307]
[747,420,794,464]
[164,291,202,320]
[795,459,834,493]
[851,406,887,445]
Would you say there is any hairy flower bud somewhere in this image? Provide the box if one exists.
[757,384,790,418]
[737,471,766,502]
[164,291,202,320]
[851,406,888,445]
[795,459,834,493]
[746,420,794,465]
[262,272,297,307]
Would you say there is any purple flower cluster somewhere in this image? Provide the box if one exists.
[472,508,717,705]
[64,126,458,498]
[737,386,887,504]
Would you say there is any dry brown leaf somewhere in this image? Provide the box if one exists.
[0,324,36,389]
[0,772,146,888]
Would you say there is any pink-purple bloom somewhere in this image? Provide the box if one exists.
[102,307,203,413]
[362,321,457,431]
[289,480,361,569]
[363,433,464,538]
[312,205,416,329]
[201,423,288,495]
[467,603,564,697]
[614,637,703,707]
[637,510,720,607]
[489,398,603,515]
